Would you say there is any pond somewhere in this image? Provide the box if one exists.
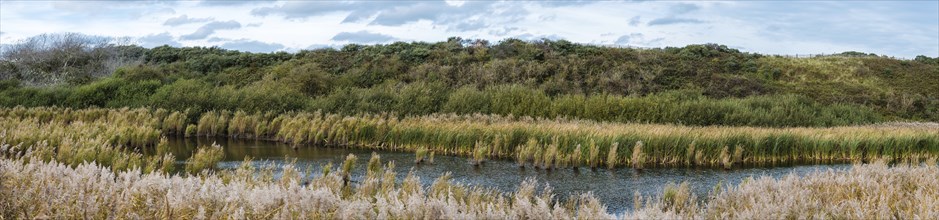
[161,137,850,213]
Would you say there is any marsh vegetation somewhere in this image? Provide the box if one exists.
[0,36,937,219]
[4,107,936,169]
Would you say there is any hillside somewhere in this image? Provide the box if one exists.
[2,35,937,126]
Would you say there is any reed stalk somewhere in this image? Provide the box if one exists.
[607,142,619,170]
[588,140,600,169]
[631,141,645,170]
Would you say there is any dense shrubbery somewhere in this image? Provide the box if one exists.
[1,35,936,126]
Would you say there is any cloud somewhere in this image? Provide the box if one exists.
[331,31,396,44]
[252,1,504,28]
[136,32,181,47]
[670,3,700,14]
[616,33,643,45]
[219,39,284,52]
[489,27,520,36]
[306,44,340,50]
[199,0,275,6]
[614,33,664,47]
[514,33,564,41]
[369,2,457,26]
[180,21,242,40]
[1,1,935,58]
[648,17,704,26]
[628,16,641,26]
[163,15,213,26]
[251,1,366,19]
[450,20,488,32]
[538,0,594,8]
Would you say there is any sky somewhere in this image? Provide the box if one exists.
[1,0,937,58]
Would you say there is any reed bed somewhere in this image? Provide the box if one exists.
[3,106,939,168]
[626,160,939,219]
[2,153,936,219]
[0,155,613,219]
[0,108,170,173]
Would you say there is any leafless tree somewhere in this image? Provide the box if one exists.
[0,33,143,86]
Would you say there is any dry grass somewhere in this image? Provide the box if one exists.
[626,160,939,219]
[3,106,938,170]
[2,153,936,219]
[0,155,614,219]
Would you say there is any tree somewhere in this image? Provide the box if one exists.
[0,33,142,86]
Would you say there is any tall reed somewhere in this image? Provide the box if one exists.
[184,142,223,174]
[366,152,382,178]
[415,147,428,164]
[571,144,583,168]
[341,153,356,183]
[631,141,645,170]
[606,142,619,169]
[5,107,939,168]
[472,141,487,166]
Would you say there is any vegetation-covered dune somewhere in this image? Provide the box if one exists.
[2,34,937,127]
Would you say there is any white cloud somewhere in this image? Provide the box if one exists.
[137,32,181,47]
[180,21,242,40]
[164,15,213,26]
[0,0,934,57]
[219,39,284,52]
[331,31,396,44]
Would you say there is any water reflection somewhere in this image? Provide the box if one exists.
[160,137,850,213]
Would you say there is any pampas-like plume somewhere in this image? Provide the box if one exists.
[571,144,583,168]
[631,141,644,170]
[341,153,357,183]
[588,140,600,170]
[606,142,619,170]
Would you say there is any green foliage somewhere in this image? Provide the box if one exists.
[1,38,936,126]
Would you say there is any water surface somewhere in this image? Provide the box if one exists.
[162,137,850,213]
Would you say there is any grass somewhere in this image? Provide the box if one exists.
[3,106,939,169]
[607,142,619,169]
[2,152,936,219]
[631,141,645,170]
[588,140,600,169]
[0,154,613,219]
[184,142,224,173]
[472,141,487,166]
[414,147,428,164]
[0,107,166,172]
[341,153,356,183]
[571,144,583,168]
[626,160,939,219]
[366,152,382,178]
